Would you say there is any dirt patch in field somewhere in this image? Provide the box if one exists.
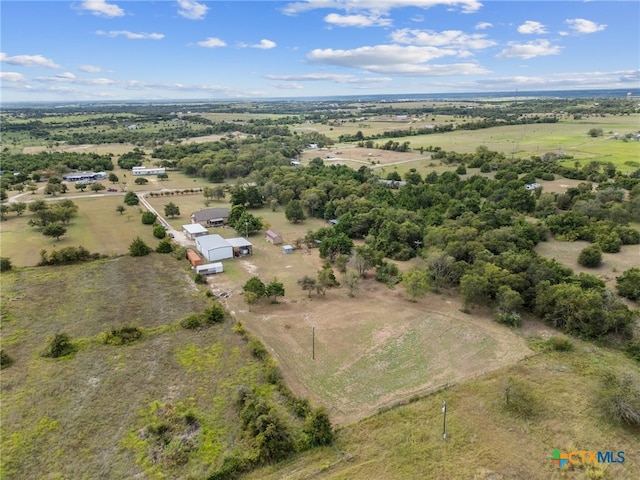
[229,268,532,425]
[299,146,430,169]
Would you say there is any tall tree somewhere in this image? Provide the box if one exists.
[402,269,429,302]
[42,222,67,241]
[298,275,317,298]
[266,279,285,303]
[285,199,306,223]
[164,202,180,218]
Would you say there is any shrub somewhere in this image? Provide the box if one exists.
[41,333,76,358]
[156,238,174,254]
[153,224,166,239]
[495,311,522,327]
[129,237,151,256]
[0,350,14,369]
[124,191,139,206]
[624,340,640,363]
[180,314,203,330]
[141,211,157,225]
[616,268,640,301]
[203,302,226,324]
[248,338,268,360]
[578,244,602,268]
[101,326,143,345]
[0,257,12,272]
[503,377,537,419]
[303,407,334,446]
[194,273,207,284]
[542,336,574,352]
[600,372,640,426]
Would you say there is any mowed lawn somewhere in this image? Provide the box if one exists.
[1,195,158,266]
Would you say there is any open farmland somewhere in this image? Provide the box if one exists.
[0,255,301,480]
[187,231,533,426]
[244,341,640,480]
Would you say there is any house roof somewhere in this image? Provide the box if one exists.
[191,208,230,223]
[226,237,252,248]
[265,229,281,238]
[182,224,208,234]
[196,234,233,251]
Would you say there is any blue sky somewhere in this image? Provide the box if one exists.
[1,0,638,102]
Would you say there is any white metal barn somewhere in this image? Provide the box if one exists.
[195,234,234,262]
[196,263,223,275]
[182,223,208,239]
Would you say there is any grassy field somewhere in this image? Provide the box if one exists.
[0,254,290,480]
[243,339,640,480]
[0,195,159,266]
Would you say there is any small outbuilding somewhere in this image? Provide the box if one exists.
[186,249,203,267]
[226,237,253,257]
[196,263,223,275]
[265,230,283,245]
[182,223,208,239]
[282,245,294,254]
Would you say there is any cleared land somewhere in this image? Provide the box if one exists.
[244,341,640,480]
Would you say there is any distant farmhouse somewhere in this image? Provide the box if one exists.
[131,166,165,176]
[182,223,209,240]
[62,171,107,184]
[191,208,230,227]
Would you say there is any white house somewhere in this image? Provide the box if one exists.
[132,166,166,176]
[195,235,234,262]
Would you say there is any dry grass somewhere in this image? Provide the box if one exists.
[244,341,640,480]
[0,255,274,480]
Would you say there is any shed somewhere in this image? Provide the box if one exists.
[265,230,283,245]
[196,263,223,275]
[282,245,294,254]
[186,249,203,267]
[182,223,208,239]
[195,234,234,262]
[226,237,253,257]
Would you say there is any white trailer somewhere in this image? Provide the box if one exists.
[196,262,223,275]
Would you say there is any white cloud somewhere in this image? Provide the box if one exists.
[253,39,277,50]
[265,72,392,86]
[96,30,164,40]
[565,18,606,34]
[0,52,61,69]
[475,22,492,30]
[307,45,489,76]
[283,0,483,15]
[496,40,561,59]
[79,64,103,73]
[177,0,209,20]
[472,69,640,91]
[390,29,496,50]
[196,37,227,48]
[271,83,305,90]
[79,0,124,18]
[0,72,26,82]
[324,13,392,28]
[518,21,547,35]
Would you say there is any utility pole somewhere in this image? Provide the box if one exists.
[442,400,447,440]
[245,219,248,238]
